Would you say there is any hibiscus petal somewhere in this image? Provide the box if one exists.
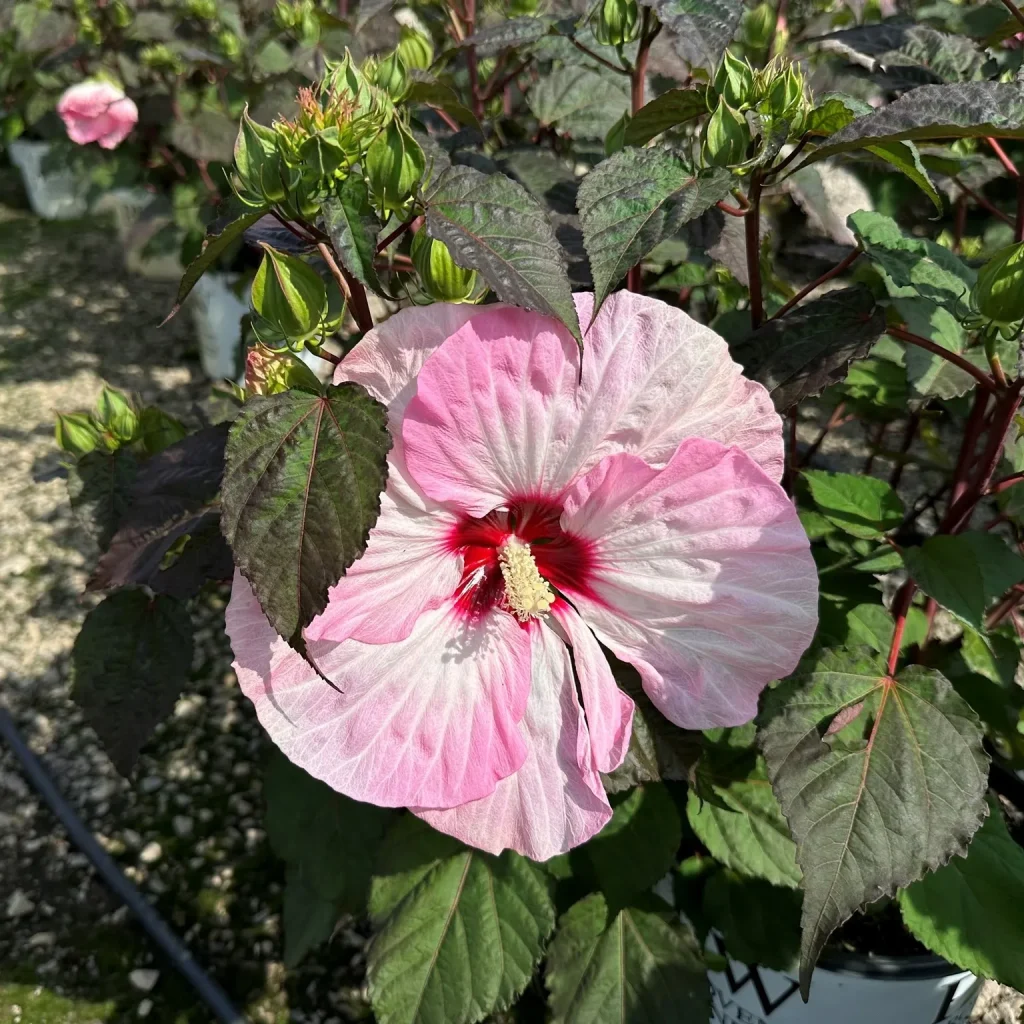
[57,83,137,149]
[227,573,532,808]
[575,291,785,482]
[402,307,584,516]
[414,621,611,860]
[560,440,818,729]
[551,602,633,774]
[336,301,490,414]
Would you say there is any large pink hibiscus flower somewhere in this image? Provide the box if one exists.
[227,291,818,860]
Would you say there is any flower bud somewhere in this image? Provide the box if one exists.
[234,108,286,204]
[244,344,322,396]
[95,385,139,442]
[703,99,749,167]
[251,245,329,342]
[55,412,103,458]
[742,2,775,49]
[372,50,409,100]
[714,50,755,109]
[397,27,433,72]
[766,63,805,121]
[411,231,478,303]
[975,242,1024,325]
[593,0,641,47]
[364,119,425,213]
[185,0,217,18]
[111,0,132,28]
[300,127,348,183]
[218,29,242,61]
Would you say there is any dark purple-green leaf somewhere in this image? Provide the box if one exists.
[623,87,710,147]
[758,647,989,997]
[638,0,743,70]
[221,383,391,645]
[71,589,193,774]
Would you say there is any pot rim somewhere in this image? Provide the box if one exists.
[816,949,971,981]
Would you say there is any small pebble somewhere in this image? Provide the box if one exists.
[129,968,160,992]
[6,890,35,918]
[138,999,153,1018]
[139,841,163,864]
[172,816,194,838]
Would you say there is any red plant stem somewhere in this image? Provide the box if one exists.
[716,200,748,217]
[463,0,484,121]
[950,392,991,509]
[769,0,788,55]
[745,172,765,329]
[270,208,318,245]
[196,159,219,200]
[988,471,1024,496]
[998,0,1024,31]
[569,38,631,74]
[376,218,414,253]
[625,13,659,295]
[1017,171,1024,243]
[986,137,1019,177]
[920,597,938,652]
[863,420,886,475]
[766,133,810,179]
[430,105,460,131]
[888,412,920,490]
[887,327,999,394]
[483,58,531,101]
[771,248,861,320]
[317,242,373,334]
[954,177,1014,226]
[887,581,916,676]
[800,401,847,468]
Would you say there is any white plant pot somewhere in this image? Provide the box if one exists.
[93,187,185,281]
[189,273,249,382]
[7,139,90,220]
[708,939,982,1024]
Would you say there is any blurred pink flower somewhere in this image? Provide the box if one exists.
[226,292,819,860]
[57,81,138,150]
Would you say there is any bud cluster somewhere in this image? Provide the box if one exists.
[965,241,1024,341]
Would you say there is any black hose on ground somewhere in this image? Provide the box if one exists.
[0,706,248,1024]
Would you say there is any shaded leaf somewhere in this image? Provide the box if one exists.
[265,752,392,911]
[703,872,802,971]
[902,532,1024,633]
[759,647,989,997]
[463,16,547,56]
[71,590,193,775]
[802,82,1024,164]
[67,449,140,550]
[221,383,392,644]
[899,804,1024,991]
[897,297,976,399]
[803,470,903,539]
[845,602,928,654]
[687,759,801,889]
[283,866,340,967]
[528,65,631,141]
[601,660,702,793]
[367,848,555,1024]
[584,785,682,911]
[164,208,267,323]
[638,0,743,70]
[866,140,941,210]
[90,425,232,599]
[849,210,975,309]
[424,164,581,342]
[322,174,388,296]
[169,110,238,163]
[731,286,885,411]
[546,894,710,1024]
[577,149,731,321]
[406,78,479,129]
[623,88,710,147]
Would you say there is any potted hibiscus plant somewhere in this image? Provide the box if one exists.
[54,0,1024,1022]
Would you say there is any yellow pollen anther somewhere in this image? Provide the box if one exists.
[498,536,554,622]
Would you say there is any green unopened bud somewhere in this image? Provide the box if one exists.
[218,29,242,60]
[55,412,103,458]
[365,119,425,213]
[703,99,749,167]
[300,128,348,183]
[274,0,297,29]
[185,0,217,18]
[234,108,286,204]
[95,386,139,442]
[593,0,640,46]
[742,2,775,49]
[411,231,478,303]
[111,0,132,27]
[299,7,320,45]
[397,27,433,72]
[507,0,541,12]
[252,246,329,341]
[373,50,409,100]
[975,242,1024,325]
[244,344,322,396]
[714,50,755,109]
[766,63,805,121]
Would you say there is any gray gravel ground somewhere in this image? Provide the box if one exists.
[0,171,1020,1024]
